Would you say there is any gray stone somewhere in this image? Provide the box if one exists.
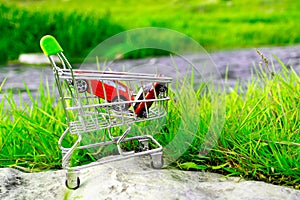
[18,53,60,65]
[0,157,299,200]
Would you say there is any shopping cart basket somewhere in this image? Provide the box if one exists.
[40,35,172,189]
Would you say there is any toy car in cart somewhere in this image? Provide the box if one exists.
[67,74,133,111]
[68,72,167,116]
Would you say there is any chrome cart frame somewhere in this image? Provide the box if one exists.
[40,35,172,189]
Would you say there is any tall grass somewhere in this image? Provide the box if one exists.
[0,57,299,188]
[0,79,68,171]
[0,3,124,64]
[177,58,300,189]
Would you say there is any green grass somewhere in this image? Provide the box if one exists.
[0,55,299,188]
[1,0,300,64]
[0,3,124,64]
[0,79,64,171]
[176,58,300,189]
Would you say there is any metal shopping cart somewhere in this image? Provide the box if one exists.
[40,35,172,189]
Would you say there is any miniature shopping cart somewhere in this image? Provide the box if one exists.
[40,35,172,189]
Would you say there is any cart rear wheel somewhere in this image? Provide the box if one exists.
[138,139,149,151]
[65,177,80,190]
[151,157,164,169]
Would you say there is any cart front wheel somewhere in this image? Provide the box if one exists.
[66,177,80,190]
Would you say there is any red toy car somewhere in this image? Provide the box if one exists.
[68,71,167,115]
[69,77,133,111]
[133,82,167,118]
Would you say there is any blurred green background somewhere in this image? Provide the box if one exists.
[1,0,300,64]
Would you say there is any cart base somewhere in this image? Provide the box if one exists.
[62,134,164,190]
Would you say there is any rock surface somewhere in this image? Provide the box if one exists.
[18,53,60,65]
[0,156,299,200]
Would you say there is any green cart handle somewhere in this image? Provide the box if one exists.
[40,35,63,56]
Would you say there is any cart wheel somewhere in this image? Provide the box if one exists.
[112,96,129,111]
[65,177,80,190]
[76,79,88,93]
[150,153,164,169]
[139,139,149,151]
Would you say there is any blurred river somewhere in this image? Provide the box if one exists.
[0,45,300,107]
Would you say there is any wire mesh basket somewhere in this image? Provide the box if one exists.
[40,35,172,189]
